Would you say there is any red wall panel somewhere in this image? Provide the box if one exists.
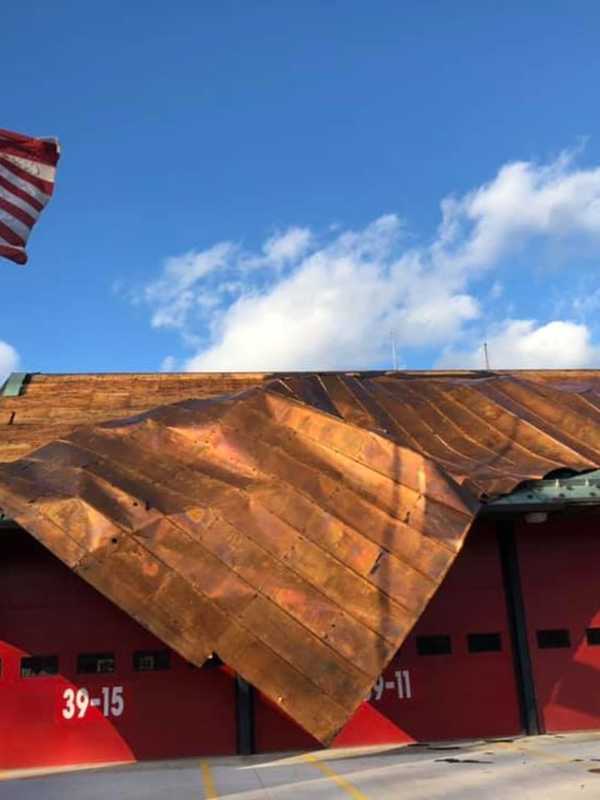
[1,518,537,766]
[256,521,522,750]
[518,511,600,733]
[0,531,236,769]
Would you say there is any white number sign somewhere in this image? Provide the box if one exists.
[369,670,412,701]
[62,686,124,720]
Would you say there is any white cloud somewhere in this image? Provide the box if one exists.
[438,319,599,370]
[573,287,600,318]
[145,242,236,330]
[137,148,600,371]
[489,281,503,300]
[184,216,480,371]
[160,355,178,372]
[262,227,312,266]
[437,148,600,274]
[0,340,19,384]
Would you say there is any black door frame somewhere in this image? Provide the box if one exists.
[496,516,541,735]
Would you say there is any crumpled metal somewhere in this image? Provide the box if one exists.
[0,371,598,742]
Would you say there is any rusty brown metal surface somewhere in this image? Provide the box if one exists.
[285,371,600,497]
[0,370,599,742]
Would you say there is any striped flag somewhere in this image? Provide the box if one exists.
[0,128,60,265]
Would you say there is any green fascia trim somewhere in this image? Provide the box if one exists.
[0,512,18,529]
[0,372,28,397]
[488,470,600,511]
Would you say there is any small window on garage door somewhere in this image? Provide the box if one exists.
[416,635,452,655]
[586,628,600,646]
[133,650,170,671]
[536,629,571,649]
[21,655,58,677]
[467,633,502,653]
[77,653,116,674]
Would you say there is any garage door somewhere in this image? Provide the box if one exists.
[518,511,600,733]
[256,520,523,750]
[0,531,236,769]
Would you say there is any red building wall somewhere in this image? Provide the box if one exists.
[0,530,236,769]
[256,520,523,750]
[3,511,599,770]
[517,511,600,733]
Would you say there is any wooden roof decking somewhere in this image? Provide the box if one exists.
[3,370,600,492]
[0,373,271,462]
[0,370,599,741]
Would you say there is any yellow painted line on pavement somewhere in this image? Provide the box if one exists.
[200,760,218,799]
[303,753,369,799]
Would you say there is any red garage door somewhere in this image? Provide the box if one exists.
[256,520,523,750]
[0,531,236,770]
[518,512,600,733]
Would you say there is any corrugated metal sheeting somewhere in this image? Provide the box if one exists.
[0,370,599,741]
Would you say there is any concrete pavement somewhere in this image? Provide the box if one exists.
[3,732,600,798]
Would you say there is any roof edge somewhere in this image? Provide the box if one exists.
[0,372,29,397]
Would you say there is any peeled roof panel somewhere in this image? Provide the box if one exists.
[0,383,478,742]
[0,370,599,741]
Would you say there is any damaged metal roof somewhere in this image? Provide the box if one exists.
[0,370,599,742]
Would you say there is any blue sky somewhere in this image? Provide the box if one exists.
[2,1,600,379]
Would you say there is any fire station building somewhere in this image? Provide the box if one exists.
[1,370,599,770]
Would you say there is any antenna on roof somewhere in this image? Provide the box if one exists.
[483,341,491,371]
[391,331,398,371]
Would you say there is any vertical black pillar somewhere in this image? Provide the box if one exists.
[497,517,540,735]
[235,676,255,755]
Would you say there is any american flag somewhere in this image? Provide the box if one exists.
[0,128,60,265]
